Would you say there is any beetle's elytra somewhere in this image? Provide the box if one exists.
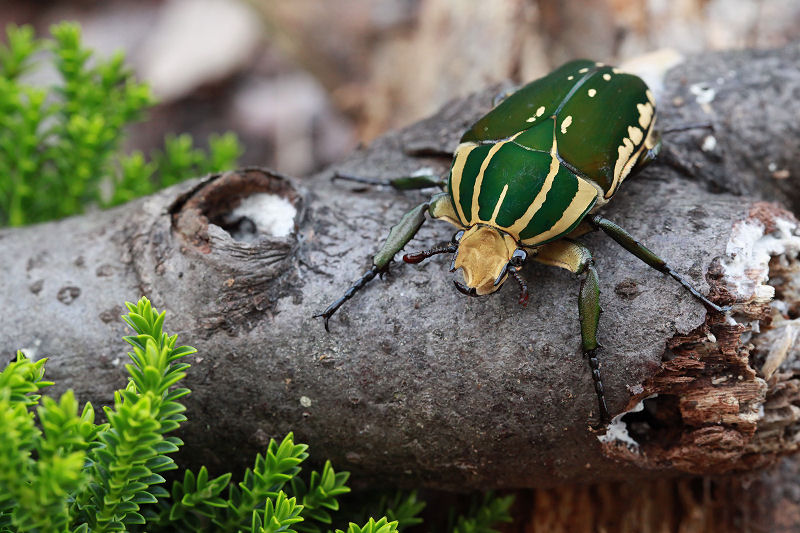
[316,59,729,424]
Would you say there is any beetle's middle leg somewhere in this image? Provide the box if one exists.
[332,171,447,191]
[588,215,730,313]
[534,239,610,423]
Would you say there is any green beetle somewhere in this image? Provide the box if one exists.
[316,59,729,423]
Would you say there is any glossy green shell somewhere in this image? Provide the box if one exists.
[447,60,657,247]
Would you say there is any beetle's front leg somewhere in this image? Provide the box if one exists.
[588,215,730,313]
[534,240,610,423]
[315,198,435,331]
[332,171,447,191]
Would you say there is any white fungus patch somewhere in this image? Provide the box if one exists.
[299,395,312,407]
[689,82,716,105]
[597,397,651,448]
[230,193,296,238]
[598,215,800,449]
[701,135,717,152]
[411,167,435,178]
[722,217,800,303]
[18,338,42,360]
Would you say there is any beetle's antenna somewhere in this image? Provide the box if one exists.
[332,172,392,187]
[509,269,529,307]
[403,244,458,264]
[661,122,714,134]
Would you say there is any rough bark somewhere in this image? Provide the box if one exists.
[2,45,800,507]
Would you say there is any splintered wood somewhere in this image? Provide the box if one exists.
[600,203,800,474]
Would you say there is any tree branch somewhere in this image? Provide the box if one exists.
[2,45,800,496]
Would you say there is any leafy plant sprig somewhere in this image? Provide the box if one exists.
[0,298,516,533]
[451,493,515,533]
[0,20,516,533]
[0,23,244,227]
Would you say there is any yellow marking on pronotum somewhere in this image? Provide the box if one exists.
[450,142,478,224]
[602,73,611,81]
[471,132,522,224]
[505,127,560,236]
[579,67,589,73]
[646,89,655,104]
[489,184,509,224]
[567,75,574,80]
[526,116,536,123]
[588,88,597,97]
[561,115,573,134]
[521,177,598,246]
[637,102,654,129]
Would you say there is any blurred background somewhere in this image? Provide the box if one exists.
[3,0,799,179]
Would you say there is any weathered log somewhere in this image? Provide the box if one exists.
[2,45,800,501]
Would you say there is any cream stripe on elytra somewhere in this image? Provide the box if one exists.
[489,184,509,224]
[522,177,597,245]
[471,132,522,224]
[506,123,560,236]
[450,142,477,223]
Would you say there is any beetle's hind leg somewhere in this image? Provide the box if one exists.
[588,215,730,313]
[332,171,447,191]
[661,122,714,134]
[534,239,610,424]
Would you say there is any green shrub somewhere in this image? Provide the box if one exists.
[0,298,514,532]
[0,23,244,227]
[0,20,515,533]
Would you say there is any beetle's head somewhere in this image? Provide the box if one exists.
[402,224,530,304]
[451,226,528,303]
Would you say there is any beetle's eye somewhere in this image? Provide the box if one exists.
[510,249,527,267]
[452,230,465,243]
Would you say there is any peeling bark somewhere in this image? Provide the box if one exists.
[600,203,800,474]
[2,45,800,516]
